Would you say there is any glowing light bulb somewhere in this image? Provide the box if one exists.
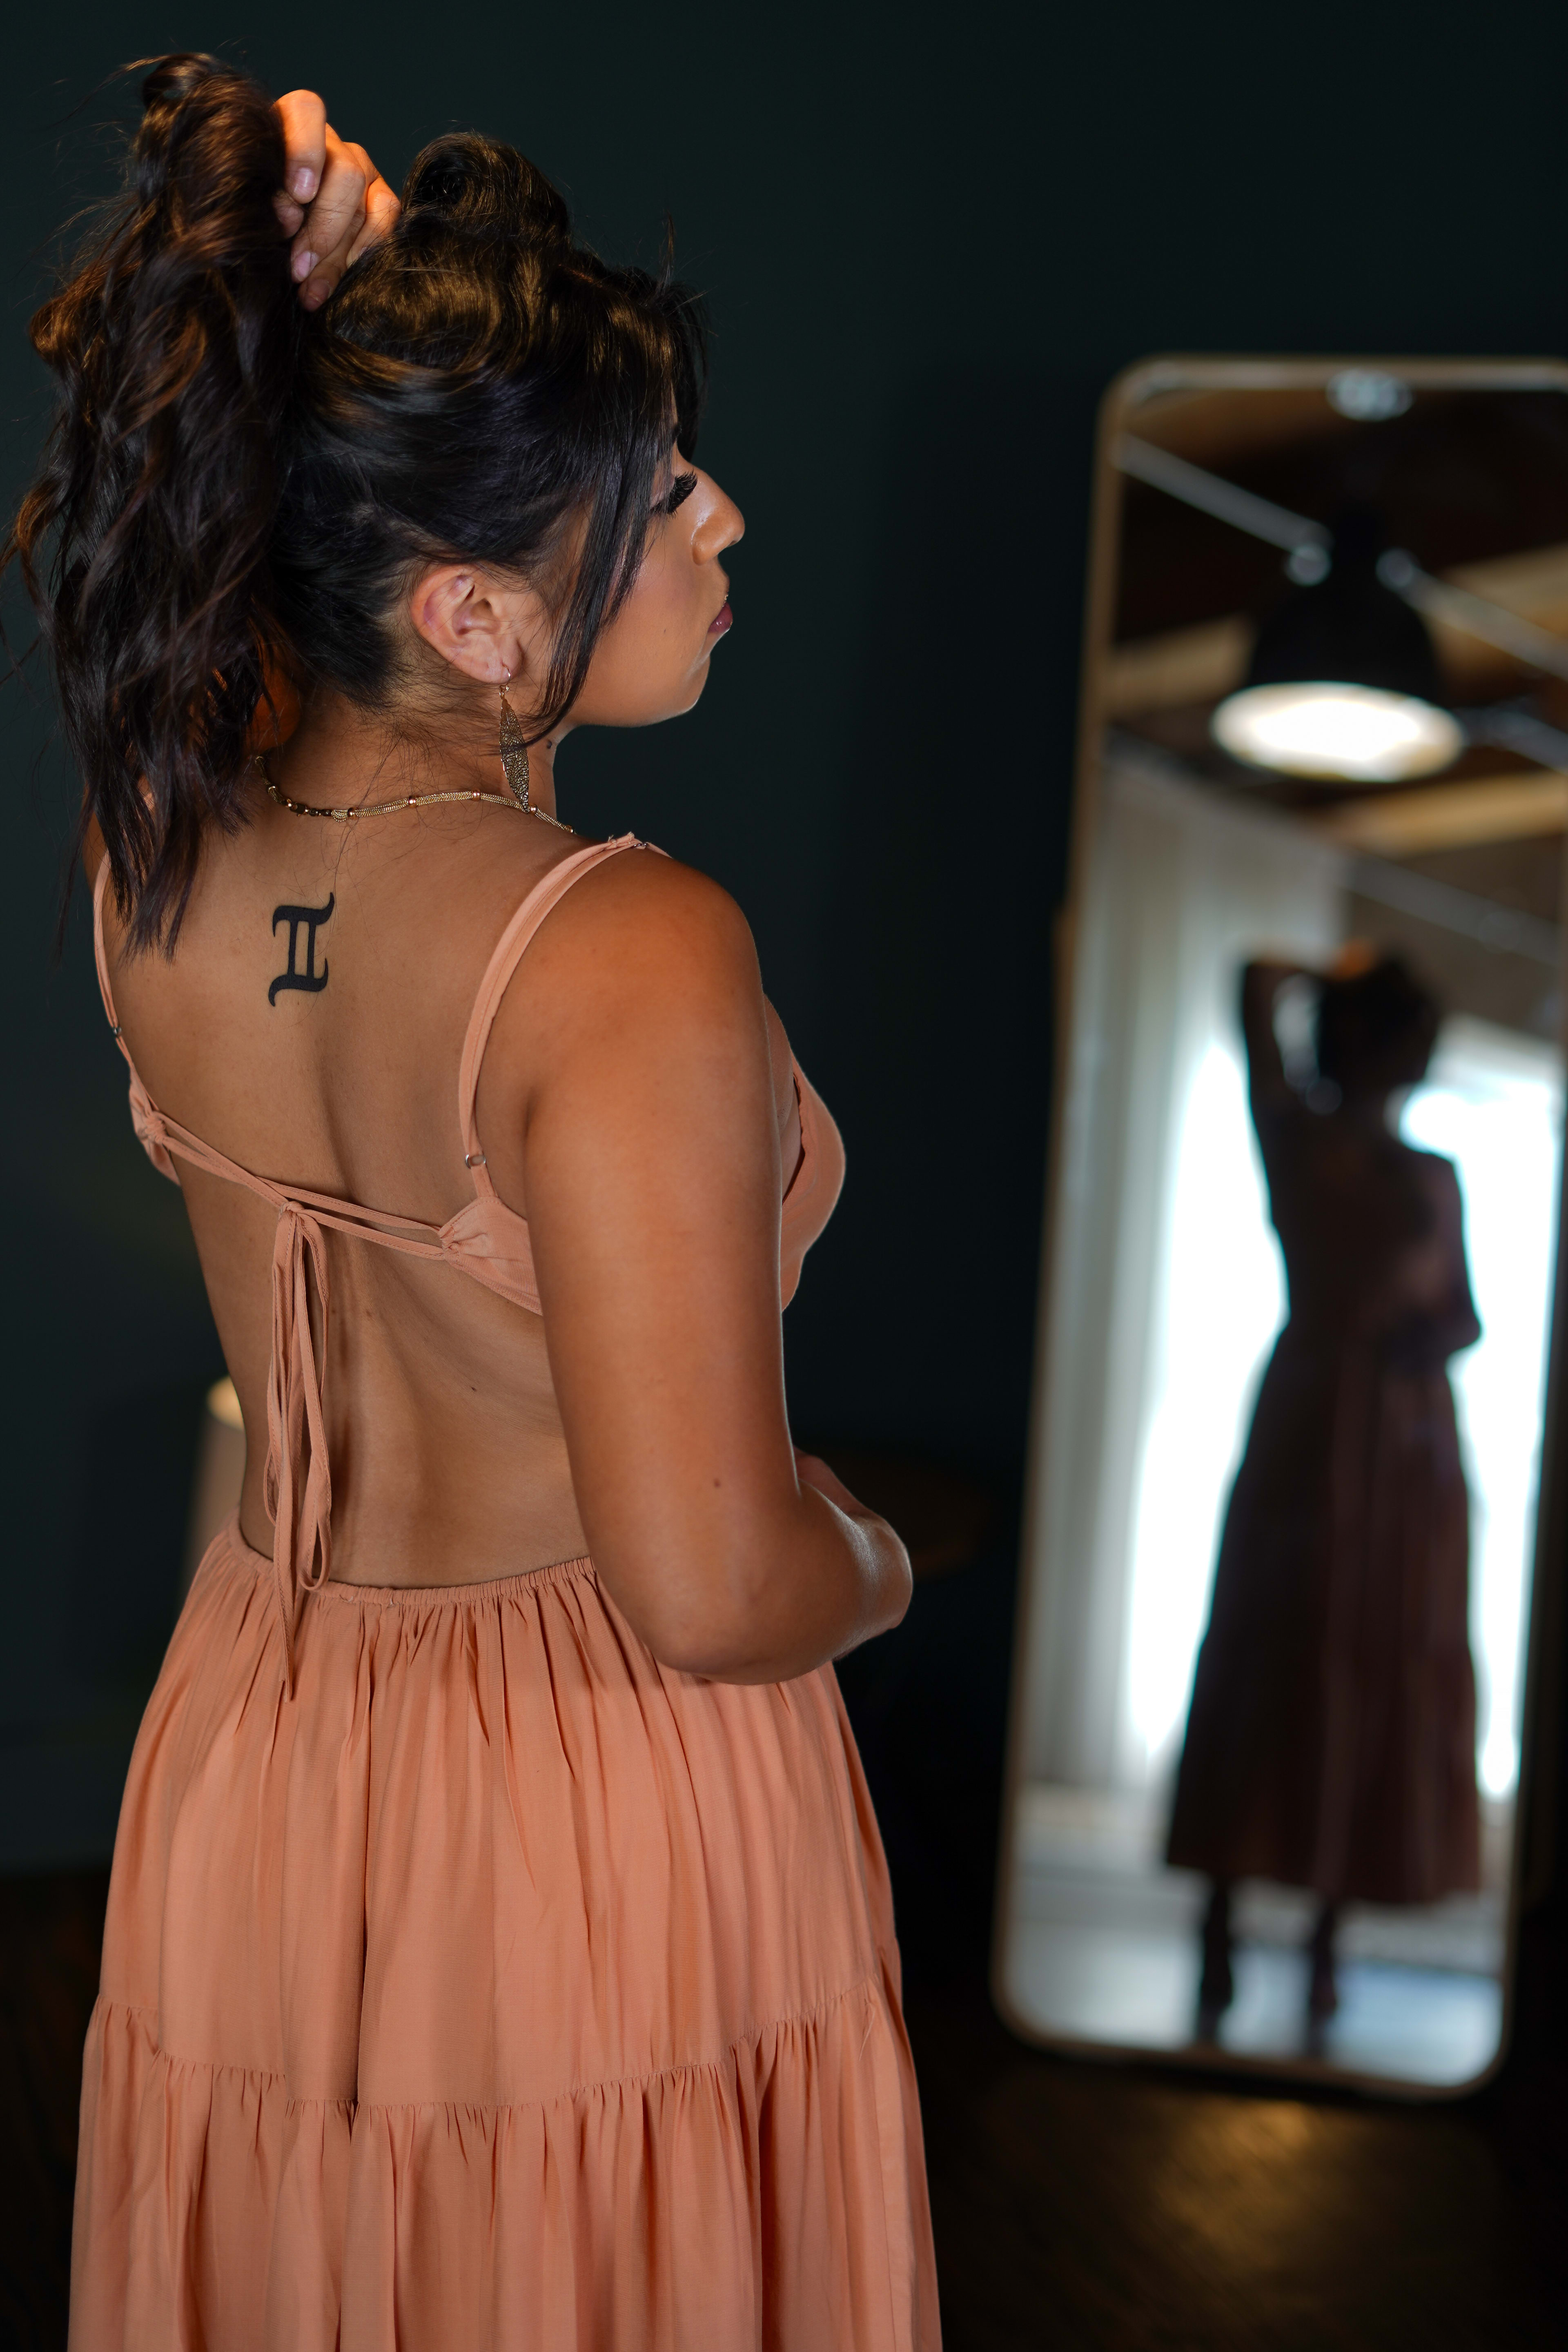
[1212,681,1463,782]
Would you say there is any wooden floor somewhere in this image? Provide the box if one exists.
[906,1937,1568,2351]
[0,1870,109,2346]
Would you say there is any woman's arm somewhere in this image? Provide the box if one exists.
[498,852,913,1684]
[1239,958,1310,1112]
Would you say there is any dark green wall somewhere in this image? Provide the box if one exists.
[4,4,1567,1858]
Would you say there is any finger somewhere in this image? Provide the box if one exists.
[322,140,391,263]
[346,174,401,266]
[293,131,369,307]
[272,188,305,236]
[274,90,327,207]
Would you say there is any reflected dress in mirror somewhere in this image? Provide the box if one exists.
[1166,957,1482,2032]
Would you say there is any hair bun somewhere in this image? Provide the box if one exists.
[139,51,220,114]
[401,134,569,247]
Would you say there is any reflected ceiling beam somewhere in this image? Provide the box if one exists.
[1383,550,1568,679]
[1107,619,1250,716]
[1106,542,1568,717]
[1305,773,1568,855]
[1116,435,1328,556]
[1448,541,1568,632]
[1116,436,1568,685]
[1107,729,1564,957]
[1347,854,1562,967]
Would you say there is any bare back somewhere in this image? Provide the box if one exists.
[94,777,806,1592]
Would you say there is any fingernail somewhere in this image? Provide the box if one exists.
[292,251,316,283]
[292,167,317,200]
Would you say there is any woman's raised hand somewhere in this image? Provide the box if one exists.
[272,90,400,311]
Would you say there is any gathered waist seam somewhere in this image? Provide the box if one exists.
[91,1969,891,2115]
[212,1513,598,1609]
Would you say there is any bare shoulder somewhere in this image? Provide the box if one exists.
[533,842,756,993]
[568,839,751,956]
[492,840,768,1076]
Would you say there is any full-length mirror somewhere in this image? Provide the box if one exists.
[997,359,1568,2092]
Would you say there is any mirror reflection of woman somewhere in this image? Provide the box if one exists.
[1166,952,1482,2043]
[11,58,937,2349]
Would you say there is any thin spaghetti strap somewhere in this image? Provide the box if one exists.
[457,834,658,1189]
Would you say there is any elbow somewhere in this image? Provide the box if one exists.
[655,1641,776,1685]
[628,1573,819,1686]
[599,1499,909,1686]
[638,1604,793,1685]
[636,1555,913,1688]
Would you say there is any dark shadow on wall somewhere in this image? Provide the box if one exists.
[0,1375,210,1874]
[784,368,1094,1470]
[64,1376,209,1695]
[779,371,1099,1997]
[836,1505,1022,1987]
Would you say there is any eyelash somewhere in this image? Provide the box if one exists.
[662,470,698,517]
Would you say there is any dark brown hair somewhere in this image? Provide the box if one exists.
[5,54,706,949]
[1316,956,1441,1092]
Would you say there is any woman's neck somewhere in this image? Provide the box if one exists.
[262,686,568,820]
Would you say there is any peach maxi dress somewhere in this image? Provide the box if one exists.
[71,838,939,2351]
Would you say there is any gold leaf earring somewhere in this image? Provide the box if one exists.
[498,669,530,811]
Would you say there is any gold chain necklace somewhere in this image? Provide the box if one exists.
[253,753,573,833]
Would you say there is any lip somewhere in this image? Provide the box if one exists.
[708,599,733,638]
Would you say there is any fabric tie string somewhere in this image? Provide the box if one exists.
[265,1205,333,1694]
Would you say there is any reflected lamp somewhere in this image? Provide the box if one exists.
[1213,515,1462,783]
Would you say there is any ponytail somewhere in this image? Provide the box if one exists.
[8,55,299,950]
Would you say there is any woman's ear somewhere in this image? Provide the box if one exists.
[409,564,532,686]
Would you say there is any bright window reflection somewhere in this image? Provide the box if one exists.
[1401,1023,1562,1796]
[1123,1044,1283,1777]
[1122,1015,1560,1801]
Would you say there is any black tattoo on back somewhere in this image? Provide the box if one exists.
[269,894,334,1005]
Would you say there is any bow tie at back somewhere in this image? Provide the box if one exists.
[266,1205,333,1692]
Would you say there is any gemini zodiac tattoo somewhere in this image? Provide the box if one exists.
[269,894,334,1005]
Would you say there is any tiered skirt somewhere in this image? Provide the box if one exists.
[69,1520,938,2349]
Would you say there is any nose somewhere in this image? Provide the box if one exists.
[693,476,744,561]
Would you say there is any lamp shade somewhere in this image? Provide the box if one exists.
[1212,512,1462,783]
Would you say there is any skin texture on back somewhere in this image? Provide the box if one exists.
[94,800,796,1599]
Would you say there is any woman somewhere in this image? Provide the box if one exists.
[1167,953,1481,2039]
[11,56,936,2348]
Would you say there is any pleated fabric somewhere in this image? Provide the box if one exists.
[70,1520,939,2350]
